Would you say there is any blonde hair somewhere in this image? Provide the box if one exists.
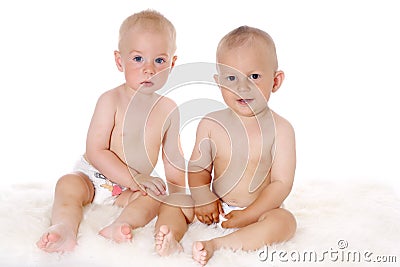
[118,9,176,52]
[216,26,278,70]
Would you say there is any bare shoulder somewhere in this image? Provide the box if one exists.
[272,111,295,140]
[197,109,230,131]
[95,86,122,108]
[154,94,179,113]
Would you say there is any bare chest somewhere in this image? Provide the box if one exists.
[211,118,275,204]
[112,102,166,173]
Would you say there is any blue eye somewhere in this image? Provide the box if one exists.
[227,75,236,81]
[132,56,144,62]
[155,57,166,64]
[249,74,260,80]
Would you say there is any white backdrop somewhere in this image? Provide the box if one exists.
[1,0,399,192]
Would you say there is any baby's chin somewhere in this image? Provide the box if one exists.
[230,103,269,118]
[229,107,256,117]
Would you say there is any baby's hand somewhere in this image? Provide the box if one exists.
[195,200,223,225]
[221,210,250,228]
[132,174,167,196]
[127,181,147,195]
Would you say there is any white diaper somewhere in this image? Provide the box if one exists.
[73,156,125,205]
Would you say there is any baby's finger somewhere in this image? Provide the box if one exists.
[223,212,232,220]
[221,217,236,228]
[143,182,161,195]
[139,184,149,195]
[197,215,205,223]
[221,220,230,228]
[153,179,166,194]
[211,211,220,223]
[218,201,224,215]
[203,215,213,225]
[131,184,147,195]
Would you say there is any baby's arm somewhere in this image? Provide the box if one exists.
[85,91,143,193]
[188,119,222,224]
[161,102,186,194]
[222,116,296,228]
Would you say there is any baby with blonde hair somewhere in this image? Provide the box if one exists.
[37,9,185,252]
[154,26,296,266]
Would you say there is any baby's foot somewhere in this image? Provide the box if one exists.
[192,241,215,266]
[99,222,133,243]
[36,224,77,253]
[155,225,183,256]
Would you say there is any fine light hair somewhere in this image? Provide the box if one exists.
[216,26,278,70]
[118,9,176,52]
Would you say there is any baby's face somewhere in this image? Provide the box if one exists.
[216,41,278,117]
[116,26,176,93]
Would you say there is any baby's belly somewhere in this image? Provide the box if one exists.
[215,176,264,207]
[214,168,270,207]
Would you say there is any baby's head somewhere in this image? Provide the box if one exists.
[115,10,177,92]
[118,10,176,54]
[215,26,284,117]
[216,26,278,71]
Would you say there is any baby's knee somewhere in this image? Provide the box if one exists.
[260,208,296,240]
[260,208,296,229]
[56,172,90,187]
[55,173,94,203]
[279,209,297,236]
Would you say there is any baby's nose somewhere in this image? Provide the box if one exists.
[143,62,155,75]
[237,79,253,92]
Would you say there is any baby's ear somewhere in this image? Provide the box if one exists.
[171,55,178,69]
[213,74,220,85]
[272,70,285,92]
[114,50,124,72]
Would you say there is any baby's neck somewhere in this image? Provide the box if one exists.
[237,106,271,125]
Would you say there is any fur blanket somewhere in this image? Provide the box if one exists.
[0,180,399,267]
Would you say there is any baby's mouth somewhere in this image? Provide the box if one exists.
[237,98,254,105]
[140,80,154,87]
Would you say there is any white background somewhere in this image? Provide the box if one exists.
[0,0,399,193]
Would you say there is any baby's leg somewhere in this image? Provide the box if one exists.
[37,173,94,252]
[155,200,194,256]
[99,193,159,242]
[192,208,296,265]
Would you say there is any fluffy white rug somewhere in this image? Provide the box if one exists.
[0,180,399,267]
